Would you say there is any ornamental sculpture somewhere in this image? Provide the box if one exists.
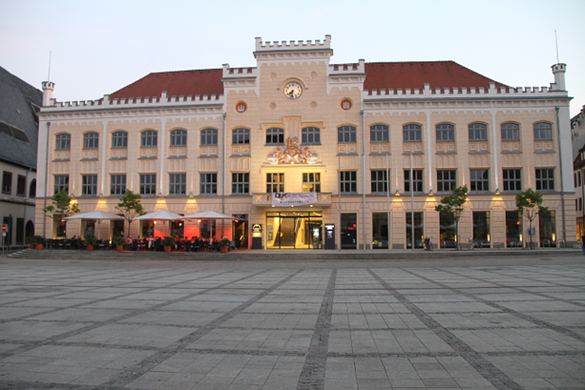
[266,136,319,164]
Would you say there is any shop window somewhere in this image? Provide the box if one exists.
[372,213,389,249]
[406,212,423,249]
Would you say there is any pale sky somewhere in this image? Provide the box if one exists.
[1,0,584,117]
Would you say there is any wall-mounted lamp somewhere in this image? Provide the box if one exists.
[158,192,163,198]
[395,190,400,196]
[99,193,103,198]
[189,192,193,198]
[495,189,500,195]
[429,190,434,196]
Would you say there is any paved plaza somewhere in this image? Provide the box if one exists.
[0,254,584,390]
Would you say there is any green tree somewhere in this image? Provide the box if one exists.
[42,189,81,218]
[516,189,548,249]
[115,190,145,238]
[42,190,81,238]
[435,185,468,250]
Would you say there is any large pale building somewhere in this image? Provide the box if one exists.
[36,36,575,250]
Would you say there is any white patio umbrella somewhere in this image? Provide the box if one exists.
[64,211,123,239]
[133,210,183,237]
[184,210,243,241]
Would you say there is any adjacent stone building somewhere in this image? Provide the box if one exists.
[35,36,575,249]
[1,66,40,248]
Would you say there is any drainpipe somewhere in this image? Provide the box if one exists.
[386,153,390,252]
[43,121,50,238]
[221,113,226,238]
[555,107,566,245]
[361,110,366,251]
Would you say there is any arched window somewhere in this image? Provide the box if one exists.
[232,128,250,144]
[469,123,488,141]
[141,130,158,147]
[29,179,36,198]
[55,133,71,150]
[436,124,454,141]
[200,128,218,145]
[501,123,520,141]
[370,125,389,142]
[403,124,422,142]
[112,131,128,148]
[534,122,553,140]
[266,128,284,145]
[83,132,99,149]
[170,129,187,146]
[338,126,356,143]
[302,127,321,145]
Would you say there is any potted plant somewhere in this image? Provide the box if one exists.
[162,236,175,252]
[112,236,126,251]
[31,235,46,250]
[83,234,98,251]
[26,235,36,248]
[218,238,231,253]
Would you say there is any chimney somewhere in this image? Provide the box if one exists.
[41,81,55,106]
[550,63,567,91]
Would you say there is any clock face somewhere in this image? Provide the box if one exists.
[284,82,302,99]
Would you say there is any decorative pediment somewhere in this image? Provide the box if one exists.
[266,136,320,165]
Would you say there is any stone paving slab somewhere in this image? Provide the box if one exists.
[0,255,584,389]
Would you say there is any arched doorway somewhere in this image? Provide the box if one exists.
[25,220,34,238]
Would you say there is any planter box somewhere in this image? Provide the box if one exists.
[35,244,43,250]
[87,245,94,251]
[116,245,123,251]
[164,246,171,252]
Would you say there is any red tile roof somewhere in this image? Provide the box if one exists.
[108,61,506,99]
[364,61,507,91]
[109,68,223,99]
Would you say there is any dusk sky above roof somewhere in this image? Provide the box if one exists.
[1,0,584,117]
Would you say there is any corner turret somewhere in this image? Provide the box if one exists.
[41,81,55,106]
[550,63,566,91]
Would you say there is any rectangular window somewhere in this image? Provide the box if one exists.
[302,173,321,192]
[16,217,24,245]
[404,170,423,193]
[200,173,217,194]
[469,123,488,141]
[266,173,284,193]
[140,174,157,195]
[54,175,69,194]
[338,126,356,143]
[503,169,521,191]
[83,133,99,149]
[266,128,284,145]
[232,172,250,194]
[470,169,489,192]
[302,127,321,145]
[436,124,454,141]
[110,175,126,195]
[81,175,97,196]
[536,168,554,191]
[437,170,456,192]
[340,171,357,193]
[17,175,26,196]
[112,131,127,148]
[370,170,388,193]
[2,171,12,194]
[169,173,186,195]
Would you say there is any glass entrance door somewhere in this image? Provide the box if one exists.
[266,212,322,249]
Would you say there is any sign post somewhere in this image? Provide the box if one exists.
[1,224,7,256]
